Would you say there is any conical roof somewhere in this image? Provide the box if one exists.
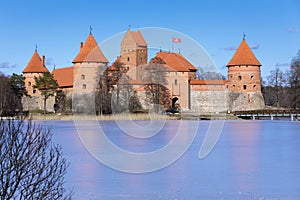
[227,39,261,67]
[23,50,49,73]
[73,33,108,63]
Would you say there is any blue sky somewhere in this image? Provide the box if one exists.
[0,0,299,79]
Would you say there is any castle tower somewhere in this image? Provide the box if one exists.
[227,38,262,92]
[120,29,147,71]
[226,37,265,111]
[22,49,51,111]
[22,49,49,96]
[72,32,108,93]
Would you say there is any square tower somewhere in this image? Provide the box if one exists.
[120,29,148,71]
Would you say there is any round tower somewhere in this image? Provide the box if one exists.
[72,32,108,93]
[22,49,49,96]
[226,37,265,111]
[226,38,262,93]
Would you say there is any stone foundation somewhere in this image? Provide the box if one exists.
[22,96,55,112]
[191,90,229,113]
[229,91,265,111]
[190,90,265,113]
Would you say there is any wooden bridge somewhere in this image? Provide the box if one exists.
[233,109,300,121]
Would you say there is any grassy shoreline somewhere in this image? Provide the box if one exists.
[23,113,181,121]
[20,112,238,121]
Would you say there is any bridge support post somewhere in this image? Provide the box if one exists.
[271,115,274,120]
[291,115,294,121]
[252,115,255,120]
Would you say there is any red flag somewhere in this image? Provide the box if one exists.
[172,38,181,43]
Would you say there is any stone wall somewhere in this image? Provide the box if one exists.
[190,90,265,113]
[22,95,55,112]
[191,90,229,113]
[228,91,265,111]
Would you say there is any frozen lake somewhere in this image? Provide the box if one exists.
[37,120,300,200]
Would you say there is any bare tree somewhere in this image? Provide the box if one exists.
[266,68,286,107]
[196,68,226,80]
[288,50,300,109]
[55,91,72,114]
[111,74,135,113]
[0,72,25,116]
[141,63,171,112]
[0,119,72,200]
[0,73,12,116]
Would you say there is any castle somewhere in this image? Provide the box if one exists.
[22,29,265,113]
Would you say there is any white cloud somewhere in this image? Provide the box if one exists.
[0,62,17,68]
[287,28,300,33]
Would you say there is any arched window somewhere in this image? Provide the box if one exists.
[253,85,256,88]
[82,84,86,89]
[81,74,85,80]
[251,75,254,80]
[28,82,31,86]
[238,76,242,80]
[175,79,178,85]
[243,85,247,90]
[33,89,36,94]
[127,57,130,62]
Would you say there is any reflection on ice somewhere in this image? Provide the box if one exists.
[41,120,300,200]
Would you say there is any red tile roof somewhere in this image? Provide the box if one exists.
[227,39,261,67]
[153,52,197,72]
[52,66,73,87]
[23,51,49,73]
[73,34,108,63]
[130,30,147,47]
[190,80,228,85]
[108,57,122,71]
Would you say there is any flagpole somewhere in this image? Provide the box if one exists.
[172,38,174,52]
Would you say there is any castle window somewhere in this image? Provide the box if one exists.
[253,85,256,88]
[238,76,242,80]
[243,85,247,90]
[28,82,31,86]
[33,89,36,94]
[82,84,86,89]
[175,79,178,86]
[233,85,235,88]
[127,57,130,62]
[81,74,85,80]
[251,75,254,80]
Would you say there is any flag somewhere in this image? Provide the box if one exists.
[172,38,181,43]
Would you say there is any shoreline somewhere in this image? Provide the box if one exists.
[8,112,239,121]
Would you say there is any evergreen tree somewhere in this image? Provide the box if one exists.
[10,73,28,98]
[34,72,58,114]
